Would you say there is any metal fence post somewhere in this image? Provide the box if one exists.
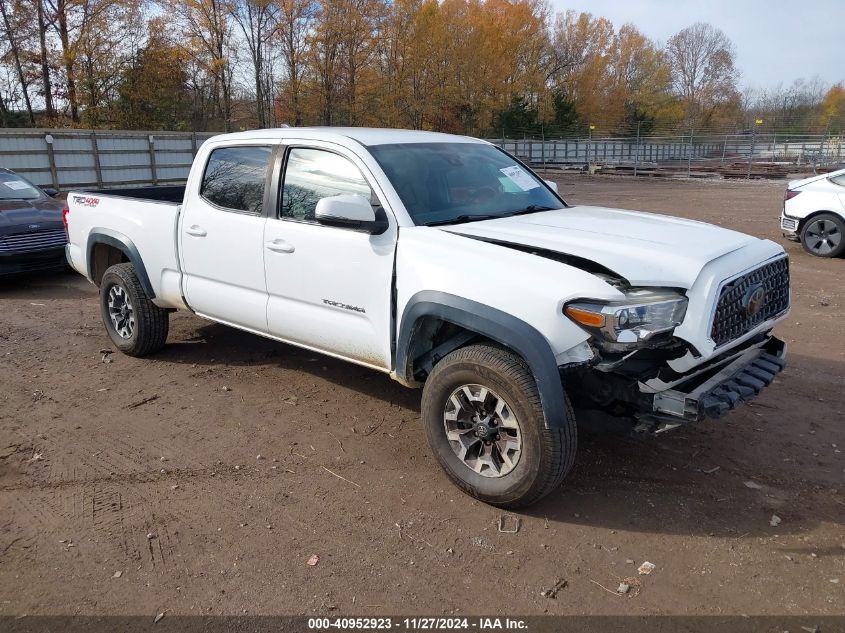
[687,126,693,177]
[634,121,641,177]
[541,126,546,171]
[747,127,756,179]
[191,132,198,157]
[44,133,59,189]
[90,131,103,187]
[148,134,158,185]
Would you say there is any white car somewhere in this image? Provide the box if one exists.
[64,127,790,508]
[781,167,845,257]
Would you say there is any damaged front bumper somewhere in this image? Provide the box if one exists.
[644,336,786,431]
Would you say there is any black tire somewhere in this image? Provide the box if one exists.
[421,343,576,508]
[800,213,845,258]
[99,263,169,357]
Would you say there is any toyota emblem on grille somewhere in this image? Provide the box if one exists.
[742,284,766,318]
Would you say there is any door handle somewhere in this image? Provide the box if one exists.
[185,225,207,237]
[265,239,295,254]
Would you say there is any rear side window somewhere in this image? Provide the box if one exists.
[201,146,272,213]
[281,148,373,222]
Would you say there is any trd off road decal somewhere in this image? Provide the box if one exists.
[72,195,100,207]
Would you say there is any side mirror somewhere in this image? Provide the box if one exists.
[315,195,387,234]
[544,180,559,194]
[42,187,59,197]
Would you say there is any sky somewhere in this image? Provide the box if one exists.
[550,0,844,91]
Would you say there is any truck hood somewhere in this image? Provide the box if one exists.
[441,205,757,287]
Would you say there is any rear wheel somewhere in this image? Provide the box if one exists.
[99,263,169,356]
[800,213,845,258]
[421,343,576,508]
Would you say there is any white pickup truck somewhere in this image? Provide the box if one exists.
[65,127,790,507]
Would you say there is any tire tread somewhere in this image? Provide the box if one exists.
[800,212,845,258]
[100,263,168,357]
[422,343,576,508]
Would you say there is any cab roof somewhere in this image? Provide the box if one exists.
[208,127,486,147]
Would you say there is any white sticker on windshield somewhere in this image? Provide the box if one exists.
[3,180,31,190]
[499,166,539,191]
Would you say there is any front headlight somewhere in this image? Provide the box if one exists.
[564,289,688,349]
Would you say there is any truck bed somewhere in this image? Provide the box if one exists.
[65,186,185,309]
[79,185,186,204]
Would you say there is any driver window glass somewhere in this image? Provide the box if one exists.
[281,148,373,222]
[830,174,845,187]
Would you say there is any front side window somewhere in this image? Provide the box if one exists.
[0,171,42,200]
[368,142,565,226]
[829,173,845,187]
[281,148,374,222]
[200,146,272,213]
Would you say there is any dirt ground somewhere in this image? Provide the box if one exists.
[1,174,843,618]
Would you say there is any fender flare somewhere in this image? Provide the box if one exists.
[86,228,156,299]
[396,291,568,428]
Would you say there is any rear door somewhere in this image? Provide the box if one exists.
[179,144,276,332]
[263,142,397,370]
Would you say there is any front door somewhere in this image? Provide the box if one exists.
[179,144,275,333]
[263,143,397,370]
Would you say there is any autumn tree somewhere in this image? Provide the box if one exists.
[819,84,845,134]
[76,1,144,126]
[611,25,674,133]
[112,23,194,129]
[0,0,36,124]
[230,0,278,128]
[167,0,236,131]
[307,0,387,126]
[665,22,738,125]
[551,11,615,129]
[274,0,314,125]
[744,77,827,134]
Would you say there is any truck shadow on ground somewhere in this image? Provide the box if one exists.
[158,320,844,537]
[0,269,91,300]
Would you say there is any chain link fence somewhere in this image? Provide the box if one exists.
[1,128,843,190]
[492,133,844,178]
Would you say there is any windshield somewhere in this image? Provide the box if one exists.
[0,172,43,200]
[368,142,565,225]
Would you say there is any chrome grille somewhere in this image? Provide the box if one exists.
[0,228,67,254]
[710,257,790,347]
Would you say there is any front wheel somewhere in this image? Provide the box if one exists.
[800,213,845,258]
[99,263,169,357]
[421,344,576,508]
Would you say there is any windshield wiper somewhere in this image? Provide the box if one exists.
[423,206,561,227]
[504,204,559,216]
[423,214,502,227]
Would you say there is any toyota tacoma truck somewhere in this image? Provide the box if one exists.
[65,128,790,508]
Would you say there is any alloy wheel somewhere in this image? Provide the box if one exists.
[805,218,841,255]
[107,284,135,339]
[443,384,522,477]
